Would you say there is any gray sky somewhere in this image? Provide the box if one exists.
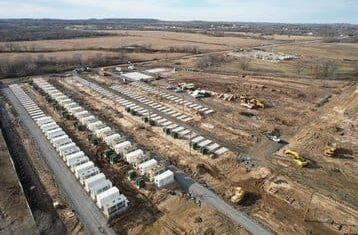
[0,0,357,24]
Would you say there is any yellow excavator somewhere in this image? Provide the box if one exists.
[324,143,337,157]
[240,95,265,109]
[230,187,246,203]
[284,149,308,167]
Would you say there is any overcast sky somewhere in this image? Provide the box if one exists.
[0,0,357,24]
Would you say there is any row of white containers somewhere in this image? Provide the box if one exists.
[32,78,174,188]
[9,84,128,218]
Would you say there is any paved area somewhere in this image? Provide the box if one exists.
[4,88,116,235]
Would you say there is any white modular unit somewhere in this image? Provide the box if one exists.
[64,151,84,162]
[36,117,53,126]
[68,156,89,171]
[50,135,70,146]
[79,167,100,185]
[87,121,103,131]
[40,123,59,132]
[138,159,158,175]
[74,111,89,119]
[45,129,65,140]
[79,115,96,125]
[125,149,144,164]
[89,179,112,200]
[102,194,128,218]
[96,187,120,209]
[58,143,76,157]
[61,147,81,159]
[84,173,106,192]
[154,170,174,188]
[95,127,111,138]
[58,98,72,105]
[104,133,121,146]
[114,141,132,156]
[74,161,94,179]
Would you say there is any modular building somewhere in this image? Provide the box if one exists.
[58,143,77,157]
[45,129,65,140]
[79,115,96,125]
[84,173,106,192]
[64,150,84,162]
[96,187,121,208]
[89,179,112,200]
[94,127,111,138]
[105,133,122,147]
[67,155,89,170]
[50,135,71,146]
[125,149,144,164]
[87,121,103,131]
[41,123,59,132]
[74,161,94,178]
[114,141,132,156]
[139,159,158,175]
[102,194,129,218]
[36,117,53,126]
[154,170,174,188]
[78,167,100,185]
[61,147,81,159]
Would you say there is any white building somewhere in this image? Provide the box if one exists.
[114,141,132,156]
[84,173,106,192]
[138,159,158,175]
[125,149,143,164]
[74,161,94,179]
[96,187,129,217]
[78,167,100,185]
[89,179,112,200]
[154,170,174,188]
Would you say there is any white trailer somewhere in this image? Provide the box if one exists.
[125,149,144,164]
[64,151,84,162]
[84,173,106,192]
[138,159,158,175]
[79,167,100,185]
[96,187,120,209]
[95,127,111,138]
[114,141,132,156]
[45,129,65,140]
[104,133,121,147]
[74,161,94,179]
[68,156,89,171]
[89,179,112,200]
[154,170,174,188]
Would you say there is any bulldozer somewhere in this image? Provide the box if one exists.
[284,149,308,167]
[324,143,337,157]
[249,98,265,108]
[230,187,246,203]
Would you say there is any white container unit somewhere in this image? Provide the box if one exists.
[138,159,158,175]
[68,157,89,171]
[154,170,174,188]
[36,117,53,126]
[79,115,96,125]
[45,129,65,140]
[102,194,128,218]
[58,143,77,158]
[74,111,89,119]
[114,141,132,156]
[125,149,144,164]
[78,167,100,185]
[87,121,103,131]
[64,151,84,162]
[84,173,106,192]
[94,127,111,138]
[40,123,59,132]
[104,133,121,147]
[60,147,81,160]
[74,161,94,179]
[89,179,112,200]
[96,187,120,209]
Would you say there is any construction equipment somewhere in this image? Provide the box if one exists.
[324,143,337,157]
[284,149,308,167]
[230,187,246,203]
[240,95,264,109]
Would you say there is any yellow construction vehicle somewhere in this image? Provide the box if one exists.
[240,95,264,109]
[324,143,337,157]
[230,187,246,203]
[284,149,308,167]
[249,98,265,108]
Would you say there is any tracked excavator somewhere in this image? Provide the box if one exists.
[284,149,308,167]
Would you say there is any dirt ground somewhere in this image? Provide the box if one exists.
[0,126,37,235]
